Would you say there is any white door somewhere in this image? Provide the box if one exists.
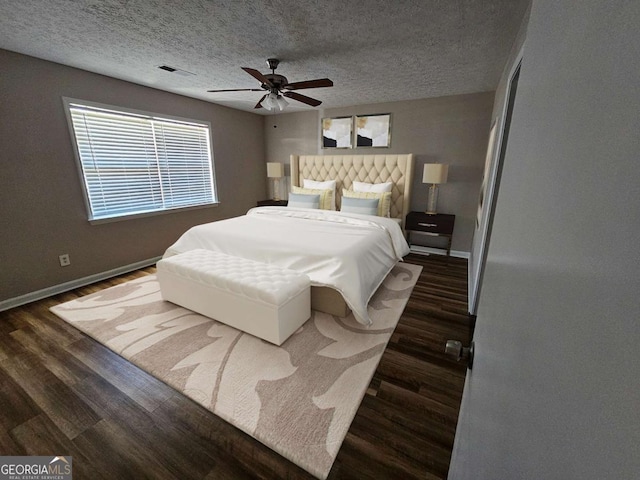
[449,1,640,479]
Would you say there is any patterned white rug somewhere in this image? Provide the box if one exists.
[50,262,421,479]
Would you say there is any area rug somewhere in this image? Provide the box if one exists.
[50,262,422,479]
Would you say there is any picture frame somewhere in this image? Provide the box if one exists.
[355,113,391,148]
[321,116,352,148]
[476,120,498,228]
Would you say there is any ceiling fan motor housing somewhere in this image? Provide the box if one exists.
[263,74,288,91]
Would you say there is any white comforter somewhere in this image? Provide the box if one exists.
[163,207,410,326]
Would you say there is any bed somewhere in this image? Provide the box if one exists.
[164,153,415,326]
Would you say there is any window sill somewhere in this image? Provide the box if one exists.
[89,202,220,225]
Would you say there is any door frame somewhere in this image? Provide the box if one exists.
[468,47,524,315]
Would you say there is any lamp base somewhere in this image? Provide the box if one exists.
[425,184,439,214]
[272,178,280,201]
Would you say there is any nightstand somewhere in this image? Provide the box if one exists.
[257,199,288,207]
[405,212,455,256]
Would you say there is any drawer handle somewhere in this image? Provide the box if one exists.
[418,222,437,227]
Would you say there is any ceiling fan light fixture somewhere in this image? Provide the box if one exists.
[275,94,289,111]
[263,92,286,111]
[262,93,275,110]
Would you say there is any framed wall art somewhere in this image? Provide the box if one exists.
[321,116,352,148]
[476,120,498,228]
[355,113,391,147]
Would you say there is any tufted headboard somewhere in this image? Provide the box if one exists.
[290,154,415,230]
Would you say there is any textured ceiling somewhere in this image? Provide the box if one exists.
[0,0,530,115]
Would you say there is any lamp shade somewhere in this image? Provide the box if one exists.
[266,162,284,178]
[422,164,449,184]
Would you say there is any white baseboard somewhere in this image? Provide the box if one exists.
[409,245,470,259]
[0,256,161,312]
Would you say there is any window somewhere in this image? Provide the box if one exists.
[64,99,217,222]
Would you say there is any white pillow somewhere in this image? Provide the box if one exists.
[352,181,393,193]
[303,179,337,210]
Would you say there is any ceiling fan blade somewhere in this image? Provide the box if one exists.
[254,94,267,109]
[242,67,271,86]
[207,88,264,92]
[283,91,322,107]
[283,78,333,90]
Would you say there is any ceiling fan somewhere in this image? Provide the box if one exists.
[207,58,333,111]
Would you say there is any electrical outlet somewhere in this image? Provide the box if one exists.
[59,254,71,267]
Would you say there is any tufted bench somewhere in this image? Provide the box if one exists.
[156,249,311,345]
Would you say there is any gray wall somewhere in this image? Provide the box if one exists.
[449,1,640,478]
[265,111,319,169]
[0,49,265,302]
[264,93,495,253]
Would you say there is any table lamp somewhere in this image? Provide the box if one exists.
[422,164,449,214]
[267,162,284,201]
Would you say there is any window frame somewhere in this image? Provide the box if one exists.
[62,97,219,224]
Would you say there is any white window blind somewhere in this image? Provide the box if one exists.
[66,102,216,221]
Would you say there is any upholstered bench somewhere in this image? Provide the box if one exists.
[156,249,311,345]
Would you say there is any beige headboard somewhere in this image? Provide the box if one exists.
[290,154,415,230]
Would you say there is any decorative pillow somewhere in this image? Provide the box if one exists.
[287,192,320,209]
[340,196,379,216]
[291,186,332,210]
[342,189,392,217]
[352,181,393,193]
[303,179,337,210]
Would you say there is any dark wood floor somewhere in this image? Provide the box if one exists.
[0,253,470,479]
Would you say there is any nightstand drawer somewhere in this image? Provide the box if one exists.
[257,199,288,207]
[406,212,455,235]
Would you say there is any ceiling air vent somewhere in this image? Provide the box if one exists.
[157,65,195,77]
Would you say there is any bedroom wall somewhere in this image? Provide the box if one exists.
[263,92,495,254]
[0,49,265,304]
[266,111,319,171]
